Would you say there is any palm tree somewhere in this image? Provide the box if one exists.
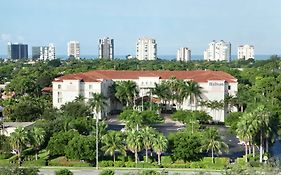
[152,82,171,111]
[29,127,46,160]
[115,81,139,107]
[74,95,85,103]
[141,126,156,162]
[126,130,143,164]
[185,81,202,110]
[10,127,29,164]
[252,105,273,163]
[152,132,168,165]
[201,127,228,163]
[101,131,126,163]
[207,100,224,122]
[236,113,254,163]
[88,93,107,118]
[88,93,107,170]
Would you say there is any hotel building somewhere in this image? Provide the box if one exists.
[52,70,237,122]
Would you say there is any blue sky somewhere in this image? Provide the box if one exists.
[0,0,281,56]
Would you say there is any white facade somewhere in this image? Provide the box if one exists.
[32,43,56,60]
[99,37,114,59]
[177,47,191,61]
[136,38,157,60]
[238,45,254,60]
[67,41,80,59]
[204,40,231,62]
[52,70,238,122]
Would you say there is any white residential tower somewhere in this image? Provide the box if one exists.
[136,38,157,60]
[177,47,191,61]
[238,44,254,60]
[67,41,80,59]
[204,40,231,62]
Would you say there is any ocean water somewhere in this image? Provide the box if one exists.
[0,54,276,61]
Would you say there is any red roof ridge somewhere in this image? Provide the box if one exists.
[53,70,237,83]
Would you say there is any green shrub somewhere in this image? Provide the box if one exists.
[128,156,134,162]
[163,163,189,168]
[56,169,73,175]
[190,162,203,169]
[249,160,260,167]
[99,169,115,175]
[136,162,157,168]
[0,159,10,166]
[22,159,46,167]
[99,160,114,167]
[117,155,127,162]
[114,161,125,167]
[49,157,91,167]
[236,157,246,166]
[143,156,153,163]
[0,153,13,159]
[161,156,172,164]
[140,170,160,175]
[0,166,39,175]
[125,161,136,167]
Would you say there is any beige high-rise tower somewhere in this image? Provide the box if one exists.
[67,41,80,59]
[136,37,157,60]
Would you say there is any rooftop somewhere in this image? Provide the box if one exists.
[53,70,237,83]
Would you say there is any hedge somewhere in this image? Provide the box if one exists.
[49,157,91,167]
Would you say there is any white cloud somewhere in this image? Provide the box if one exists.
[0,33,12,42]
[0,33,25,43]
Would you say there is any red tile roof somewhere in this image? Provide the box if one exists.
[53,70,237,83]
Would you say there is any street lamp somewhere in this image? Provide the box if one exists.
[93,111,99,170]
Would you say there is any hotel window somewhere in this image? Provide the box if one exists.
[228,85,231,90]
[57,92,62,103]
[89,85,92,89]
[58,84,61,89]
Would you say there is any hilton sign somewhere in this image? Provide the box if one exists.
[209,82,224,86]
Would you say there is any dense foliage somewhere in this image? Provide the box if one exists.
[1,56,281,169]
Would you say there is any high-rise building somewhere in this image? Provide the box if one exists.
[32,43,56,60]
[98,37,114,59]
[204,40,231,62]
[237,44,254,60]
[7,43,28,60]
[136,37,157,60]
[177,47,191,61]
[67,41,80,59]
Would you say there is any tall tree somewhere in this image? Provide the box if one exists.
[201,127,229,163]
[115,81,139,107]
[141,126,156,162]
[88,93,107,118]
[185,81,202,109]
[29,127,46,160]
[152,132,168,165]
[101,131,126,162]
[10,127,29,164]
[88,93,107,170]
[126,130,143,164]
